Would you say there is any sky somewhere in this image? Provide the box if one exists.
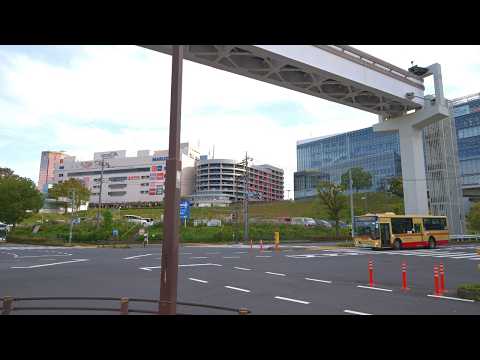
[1,45,480,199]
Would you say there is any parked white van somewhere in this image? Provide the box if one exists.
[290,217,317,227]
[123,215,152,226]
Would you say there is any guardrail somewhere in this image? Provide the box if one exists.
[1,296,250,315]
[449,234,480,242]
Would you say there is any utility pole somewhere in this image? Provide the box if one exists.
[68,189,75,246]
[96,156,107,229]
[159,45,183,315]
[242,152,253,243]
[95,152,116,229]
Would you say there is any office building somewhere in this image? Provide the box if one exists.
[452,92,480,208]
[295,127,402,199]
[50,143,199,207]
[294,105,467,234]
[192,158,284,207]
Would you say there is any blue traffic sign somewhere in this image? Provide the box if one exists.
[180,200,190,220]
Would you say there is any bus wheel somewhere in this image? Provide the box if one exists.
[393,239,402,250]
[428,237,436,249]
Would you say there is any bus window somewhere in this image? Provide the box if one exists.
[354,217,379,239]
[391,217,413,234]
[423,218,447,231]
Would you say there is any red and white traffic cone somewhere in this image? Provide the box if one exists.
[434,265,440,295]
[401,262,409,291]
[439,263,446,294]
[368,259,374,287]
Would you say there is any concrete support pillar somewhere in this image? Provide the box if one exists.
[397,124,429,215]
[374,62,450,216]
[375,116,429,215]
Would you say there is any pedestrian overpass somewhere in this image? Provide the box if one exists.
[142,45,450,215]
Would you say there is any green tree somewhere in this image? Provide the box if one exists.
[467,203,480,233]
[48,179,91,213]
[316,181,347,237]
[0,167,15,178]
[388,176,404,198]
[0,174,44,225]
[103,210,113,231]
[341,167,373,192]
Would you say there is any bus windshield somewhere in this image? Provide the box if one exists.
[354,216,379,239]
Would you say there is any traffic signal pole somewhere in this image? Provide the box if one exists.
[159,45,183,315]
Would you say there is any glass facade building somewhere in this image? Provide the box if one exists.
[295,127,402,199]
[452,93,480,190]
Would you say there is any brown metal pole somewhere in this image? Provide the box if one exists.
[120,297,129,315]
[159,45,184,315]
[2,296,13,315]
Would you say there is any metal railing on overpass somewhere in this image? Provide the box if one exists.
[0,296,250,315]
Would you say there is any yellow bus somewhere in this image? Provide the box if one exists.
[353,213,449,250]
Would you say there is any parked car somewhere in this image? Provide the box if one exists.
[327,220,350,229]
[291,217,317,227]
[123,215,152,226]
[315,219,333,229]
[207,219,222,227]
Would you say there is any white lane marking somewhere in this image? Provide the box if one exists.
[234,251,248,254]
[206,252,220,255]
[139,266,159,271]
[344,310,372,315]
[139,263,222,271]
[123,254,153,260]
[225,286,251,293]
[180,263,222,267]
[234,267,252,271]
[11,259,89,269]
[181,252,193,255]
[305,278,332,284]
[188,278,208,284]
[190,256,208,259]
[274,296,310,305]
[357,285,393,292]
[427,294,475,302]
[256,255,272,258]
[18,254,72,258]
[265,272,286,276]
[223,256,241,259]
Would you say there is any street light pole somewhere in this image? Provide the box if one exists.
[96,156,106,229]
[159,45,183,315]
[242,152,252,243]
[68,189,75,246]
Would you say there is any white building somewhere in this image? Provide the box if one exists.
[52,143,199,207]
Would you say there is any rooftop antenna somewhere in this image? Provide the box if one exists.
[212,145,215,159]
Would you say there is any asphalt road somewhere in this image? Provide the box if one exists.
[1,242,480,315]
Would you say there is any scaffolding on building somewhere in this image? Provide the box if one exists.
[422,102,466,235]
